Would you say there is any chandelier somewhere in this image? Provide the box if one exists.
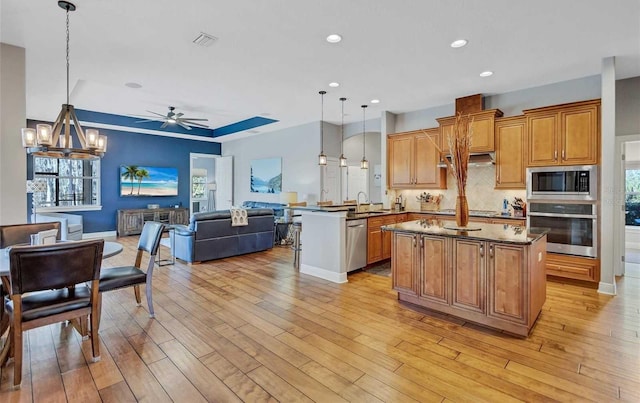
[21,1,107,159]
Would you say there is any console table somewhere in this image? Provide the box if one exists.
[117,207,189,236]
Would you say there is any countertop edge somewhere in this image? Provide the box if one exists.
[381,224,547,245]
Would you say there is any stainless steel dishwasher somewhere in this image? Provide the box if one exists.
[346,219,367,272]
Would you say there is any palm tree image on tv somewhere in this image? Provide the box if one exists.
[120,165,178,196]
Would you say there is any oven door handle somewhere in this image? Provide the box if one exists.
[528,212,597,219]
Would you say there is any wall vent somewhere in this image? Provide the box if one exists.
[193,32,217,47]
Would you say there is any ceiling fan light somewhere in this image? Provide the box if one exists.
[167,118,177,124]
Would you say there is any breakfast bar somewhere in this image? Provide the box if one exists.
[383,218,548,336]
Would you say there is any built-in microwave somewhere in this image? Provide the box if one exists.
[526,165,597,201]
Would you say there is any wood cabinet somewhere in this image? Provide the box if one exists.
[391,232,418,296]
[368,214,407,264]
[390,229,547,336]
[437,109,503,153]
[117,207,189,236]
[546,252,600,282]
[388,129,446,189]
[525,99,600,166]
[495,116,527,189]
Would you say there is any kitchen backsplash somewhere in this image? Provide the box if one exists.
[388,166,526,214]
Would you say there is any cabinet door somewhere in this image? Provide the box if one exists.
[414,132,446,189]
[560,105,599,165]
[452,239,485,313]
[487,243,527,323]
[121,212,143,235]
[527,113,558,166]
[392,233,418,295]
[367,217,383,264]
[172,208,189,225]
[469,116,494,153]
[388,135,414,188]
[381,216,396,260]
[419,235,449,305]
[495,117,526,188]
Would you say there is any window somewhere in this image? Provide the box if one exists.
[192,175,207,199]
[626,167,640,226]
[33,157,101,210]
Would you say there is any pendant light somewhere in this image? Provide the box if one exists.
[339,97,347,168]
[20,1,107,159]
[360,104,369,169]
[318,90,327,165]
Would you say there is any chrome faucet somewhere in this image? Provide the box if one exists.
[356,191,369,210]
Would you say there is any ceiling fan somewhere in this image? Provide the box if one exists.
[134,106,209,130]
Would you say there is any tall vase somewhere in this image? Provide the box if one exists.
[456,195,469,227]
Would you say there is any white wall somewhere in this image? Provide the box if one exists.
[223,121,330,205]
[616,76,640,136]
[0,43,28,224]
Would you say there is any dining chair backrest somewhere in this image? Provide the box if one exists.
[138,221,164,255]
[0,222,61,248]
[9,239,104,295]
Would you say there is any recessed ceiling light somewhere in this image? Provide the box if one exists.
[370,99,380,104]
[326,34,342,43]
[329,82,340,88]
[450,39,468,48]
[479,71,494,77]
[125,82,142,89]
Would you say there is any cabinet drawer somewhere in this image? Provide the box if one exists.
[546,253,600,282]
[368,217,384,229]
[491,218,526,226]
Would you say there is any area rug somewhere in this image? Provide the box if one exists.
[367,261,391,277]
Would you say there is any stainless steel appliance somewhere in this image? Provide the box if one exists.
[527,165,597,201]
[527,202,597,257]
[346,219,367,272]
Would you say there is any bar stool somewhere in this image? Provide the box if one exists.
[291,222,302,269]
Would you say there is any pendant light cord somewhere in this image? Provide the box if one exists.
[65,5,70,106]
[319,91,326,153]
[362,105,367,159]
[340,98,345,155]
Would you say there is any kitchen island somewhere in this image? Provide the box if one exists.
[383,218,547,336]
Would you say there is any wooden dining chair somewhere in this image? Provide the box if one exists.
[7,239,104,387]
[316,201,333,206]
[98,221,164,318]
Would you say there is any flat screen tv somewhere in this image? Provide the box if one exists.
[120,165,178,197]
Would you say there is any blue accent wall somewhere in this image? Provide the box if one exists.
[213,116,278,137]
[27,119,221,233]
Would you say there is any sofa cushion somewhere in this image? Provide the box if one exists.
[68,224,82,234]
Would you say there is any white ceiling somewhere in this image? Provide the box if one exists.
[2,0,639,142]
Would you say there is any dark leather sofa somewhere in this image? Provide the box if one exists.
[172,209,275,263]
[241,201,286,217]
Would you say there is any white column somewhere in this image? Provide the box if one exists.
[0,43,28,224]
[599,56,617,295]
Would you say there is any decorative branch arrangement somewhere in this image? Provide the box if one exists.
[422,113,473,196]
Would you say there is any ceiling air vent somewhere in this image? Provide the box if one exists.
[193,32,217,47]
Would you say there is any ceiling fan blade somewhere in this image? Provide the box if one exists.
[160,122,169,129]
[146,110,169,118]
[177,122,192,130]
[135,119,164,123]
[183,122,209,128]
[176,112,184,118]
[181,118,208,122]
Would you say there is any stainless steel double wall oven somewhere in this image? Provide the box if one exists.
[527,165,598,258]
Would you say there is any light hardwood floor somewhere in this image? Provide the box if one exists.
[1,236,639,402]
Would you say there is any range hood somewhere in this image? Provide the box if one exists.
[437,152,495,168]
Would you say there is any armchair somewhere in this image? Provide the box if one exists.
[32,212,83,241]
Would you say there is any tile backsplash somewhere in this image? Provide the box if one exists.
[388,166,526,214]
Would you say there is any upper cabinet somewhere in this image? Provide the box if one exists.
[388,129,446,189]
[437,109,503,153]
[495,116,526,189]
[525,99,600,167]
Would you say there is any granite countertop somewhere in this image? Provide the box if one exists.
[298,205,527,221]
[382,218,546,245]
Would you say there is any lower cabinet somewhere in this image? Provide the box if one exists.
[368,214,408,265]
[392,232,546,336]
[546,252,600,282]
[117,208,190,236]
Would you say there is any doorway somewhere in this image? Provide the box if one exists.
[615,135,640,278]
[342,165,369,202]
[189,153,233,215]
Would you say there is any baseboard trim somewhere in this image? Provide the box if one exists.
[300,264,347,284]
[83,231,117,240]
[597,281,617,295]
